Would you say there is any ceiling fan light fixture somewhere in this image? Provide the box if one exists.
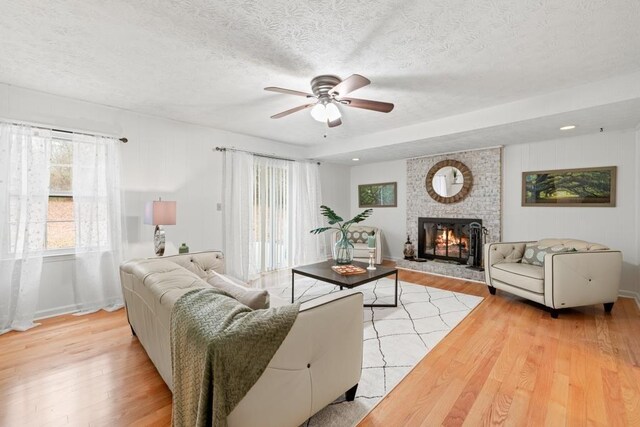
[266,73,394,127]
[325,102,341,121]
[310,103,327,122]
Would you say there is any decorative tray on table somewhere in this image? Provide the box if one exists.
[331,265,367,276]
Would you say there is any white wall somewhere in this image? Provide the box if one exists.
[320,163,351,221]
[503,129,639,293]
[347,130,640,298]
[349,160,407,260]
[636,127,640,302]
[0,84,345,317]
[5,82,637,315]
[318,162,351,250]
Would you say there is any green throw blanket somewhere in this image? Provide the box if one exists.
[171,288,300,427]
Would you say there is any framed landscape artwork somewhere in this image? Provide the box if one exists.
[522,166,616,207]
[358,182,398,208]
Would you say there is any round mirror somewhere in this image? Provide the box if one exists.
[431,166,464,197]
[425,160,473,204]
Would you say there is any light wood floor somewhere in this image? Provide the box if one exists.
[1,268,639,426]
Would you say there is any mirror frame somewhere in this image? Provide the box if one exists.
[425,159,473,204]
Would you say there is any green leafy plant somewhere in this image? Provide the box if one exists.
[310,205,373,236]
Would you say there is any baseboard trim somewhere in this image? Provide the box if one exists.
[396,265,485,284]
[35,304,79,320]
[619,290,640,310]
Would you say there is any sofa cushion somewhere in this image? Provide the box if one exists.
[536,238,608,251]
[269,294,289,307]
[492,262,544,294]
[522,244,574,266]
[351,242,371,259]
[347,228,374,244]
[162,252,226,279]
[206,270,270,309]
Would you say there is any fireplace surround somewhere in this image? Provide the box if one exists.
[402,147,501,281]
[418,217,481,264]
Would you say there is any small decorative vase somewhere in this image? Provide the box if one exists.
[333,231,354,265]
[179,243,189,254]
[403,235,415,259]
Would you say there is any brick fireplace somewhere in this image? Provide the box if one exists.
[398,147,502,282]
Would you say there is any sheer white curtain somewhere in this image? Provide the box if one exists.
[290,161,325,265]
[433,174,447,196]
[0,124,51,334]
[72,134,126,313]
[223,150,255,281]
[223,150,325,282]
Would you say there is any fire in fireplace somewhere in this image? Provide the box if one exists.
[418,217,482,263]
[434,227,468,258]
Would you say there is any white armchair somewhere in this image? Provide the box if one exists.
[484,238,622,318]
[335,226,383,264]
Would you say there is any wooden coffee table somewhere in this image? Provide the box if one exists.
[291,260,398,307]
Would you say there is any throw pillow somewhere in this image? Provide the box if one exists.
[347,229,369,244]
[522,244,575,267]
[206,271,270,310]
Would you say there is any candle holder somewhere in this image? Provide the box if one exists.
[367,247,377,271]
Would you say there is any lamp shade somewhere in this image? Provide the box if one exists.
[325,102,341,121]
[144,200,176,225]
[310,103,327,122]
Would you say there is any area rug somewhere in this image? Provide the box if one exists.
[268,277,483,427]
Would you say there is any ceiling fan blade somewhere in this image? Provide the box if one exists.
[340,97,394,113]
[328,74,371,96]
[270,103,315,119]
[264,86,315,98]
[327,117,342,128]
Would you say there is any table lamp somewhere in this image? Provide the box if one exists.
[144,198,176,256]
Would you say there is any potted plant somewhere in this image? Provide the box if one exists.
[310,205,373,265]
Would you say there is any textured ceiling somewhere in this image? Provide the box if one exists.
[1,0,640,150]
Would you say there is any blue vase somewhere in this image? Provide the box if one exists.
[333,231,354,265]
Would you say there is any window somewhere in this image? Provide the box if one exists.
[253,158,290,272]
[46,135,75,250]
[223,150,324,281]
[4,124,122,257]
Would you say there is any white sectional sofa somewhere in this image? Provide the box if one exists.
[119,251,364,427]
[484,238,622,318]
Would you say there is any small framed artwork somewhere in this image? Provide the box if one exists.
[358,182,398,208]
[522,166,616,207]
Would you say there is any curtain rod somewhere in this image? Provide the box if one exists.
[1,119,128,143]
[215,146,320,165]
[53,127,128,143]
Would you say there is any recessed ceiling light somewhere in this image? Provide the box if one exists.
[352,158,360,161]
[560,125,576,130]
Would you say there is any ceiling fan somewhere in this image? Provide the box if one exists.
[264,74,394,128]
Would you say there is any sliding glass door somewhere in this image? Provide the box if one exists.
[253,157,290,273]
[223,150,325,281]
